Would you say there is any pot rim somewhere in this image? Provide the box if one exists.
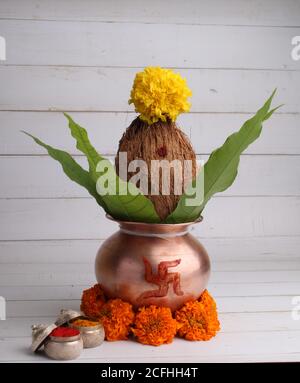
[106,214,203,236]
[49,334,81,343]
[106,214,203,227]
[69,316,103,331]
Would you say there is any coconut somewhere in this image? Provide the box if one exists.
[116,67,196,220]
[115,117,197,220]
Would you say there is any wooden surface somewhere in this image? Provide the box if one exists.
[0,0,299,362]
[0,257,300,363]
[1,0,300,26]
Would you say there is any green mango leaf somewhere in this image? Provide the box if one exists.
[95,158,160,222]
[22,132,105,207]
[64,114,160,223]
[166,90,279,223]
[64,113,106,181]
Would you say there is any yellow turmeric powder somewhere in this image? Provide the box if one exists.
[72,318,99,327]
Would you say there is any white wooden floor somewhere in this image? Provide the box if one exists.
[1,257,300,363]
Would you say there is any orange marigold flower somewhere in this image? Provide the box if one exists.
[99,299,135,341]
[199,289,217,310]
[80,283,106,319]
[132,305,178,346]
[175,290,220,341]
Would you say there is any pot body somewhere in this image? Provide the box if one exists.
[95,219,210,312]
[44,335,83,360]
[69,318,105,349]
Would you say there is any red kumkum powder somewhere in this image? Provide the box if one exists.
[50,327,80,338]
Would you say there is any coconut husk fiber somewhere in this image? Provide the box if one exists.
[115,117,197,220]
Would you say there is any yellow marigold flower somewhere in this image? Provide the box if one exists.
[175,290,220,341]
[132,305,178,346]
[99,299,135,341]
[129,67,192,125]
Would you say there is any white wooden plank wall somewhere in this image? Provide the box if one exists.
[0,0,300,362]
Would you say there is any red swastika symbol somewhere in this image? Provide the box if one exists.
[137,257,184,303]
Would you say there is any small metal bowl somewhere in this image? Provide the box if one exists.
[44,333,83,360]
[69,316,105,348]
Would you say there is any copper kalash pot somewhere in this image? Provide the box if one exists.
[95,216,210,312]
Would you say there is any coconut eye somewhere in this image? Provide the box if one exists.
[157,146,167,157]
